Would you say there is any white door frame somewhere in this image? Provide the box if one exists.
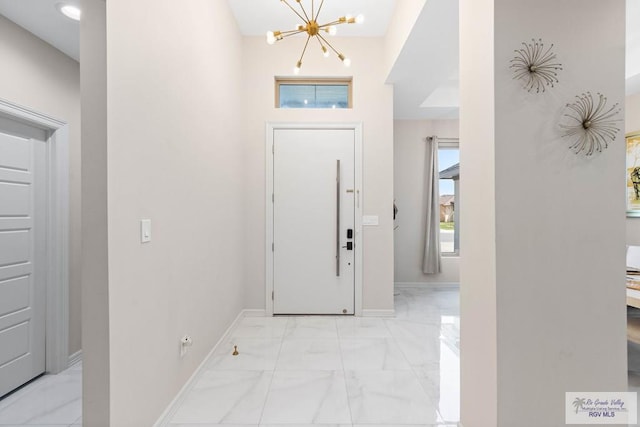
[266,122,363,316]
[0,98,69,374]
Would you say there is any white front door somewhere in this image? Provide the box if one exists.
[0,117,47,397]
[273,128,355,315]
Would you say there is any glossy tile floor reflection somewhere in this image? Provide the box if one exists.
[0,362,82,426]
[165,287,461,426]
[7,288,640,426]
[0,288,460,427]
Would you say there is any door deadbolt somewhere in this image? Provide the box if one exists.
[342,242,353,250]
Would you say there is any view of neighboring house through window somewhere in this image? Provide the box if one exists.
[438,145,459,254]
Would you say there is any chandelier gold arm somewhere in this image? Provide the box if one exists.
[278,28,306,36]
[316,36,328,56]
[280,0,308,24]
[320,18,345,26]
[317,33,341,57]
[315,0,325,22]
[298,34,312,65]
[296,0,311,23]
[279,30,307,40]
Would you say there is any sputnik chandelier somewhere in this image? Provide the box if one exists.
[266,0,364,74]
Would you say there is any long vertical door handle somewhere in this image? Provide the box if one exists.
[336,160,341,277]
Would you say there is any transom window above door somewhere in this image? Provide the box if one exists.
[275,77,352,109]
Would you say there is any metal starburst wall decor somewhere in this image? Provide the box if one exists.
[510,38,563,93]
[560,92,621,156]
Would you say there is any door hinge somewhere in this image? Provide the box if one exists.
[272,291,274,300]
[272,144,274,154]
[272,243,274,252]
[272,193,274,203]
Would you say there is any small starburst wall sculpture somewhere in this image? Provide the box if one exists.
[510,38,563,93]
[560,92,621,156]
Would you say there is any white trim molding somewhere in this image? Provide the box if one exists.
[68,350,82,367]
[395,282,460,289]
[0,97,70,374]
[243,309,267,317]
[362,309,395,318]
[265,122,364,317]
[154,309,256,426]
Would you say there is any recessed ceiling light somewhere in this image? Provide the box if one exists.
[56,3,81,21]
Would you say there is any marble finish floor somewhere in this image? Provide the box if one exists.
[6,288,640,426]
[0,362,82,426]
[0,288,461,426]
[163,287,461,426]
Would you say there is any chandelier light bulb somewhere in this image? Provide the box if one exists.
[266,31,276,45]
[355,14,365,24]
[294,61,302,74]
[328,26,337,36]
[338,53,351,67]
[321,46,330,58]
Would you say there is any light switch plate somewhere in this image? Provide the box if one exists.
[362,215,379,226]
[140,219,151,243]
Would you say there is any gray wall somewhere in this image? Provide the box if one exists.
[80,0,109,424]
[0,15,81,357]
[461,0,628,426]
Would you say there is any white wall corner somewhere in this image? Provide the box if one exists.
[153,309,247,427]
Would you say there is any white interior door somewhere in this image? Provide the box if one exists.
[273,128,355,314]
[0,117,47,397]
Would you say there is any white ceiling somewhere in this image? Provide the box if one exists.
[385,0,459,119]
[0,0,638,119]
[0,0,79,61]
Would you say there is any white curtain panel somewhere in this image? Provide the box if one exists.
[422,136,441,274]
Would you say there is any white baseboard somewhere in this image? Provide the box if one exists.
[395,282,459,289]
[68,350,82,367]
[361,309,395,318]
[243,309,266,317]
[153,309,252,426]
